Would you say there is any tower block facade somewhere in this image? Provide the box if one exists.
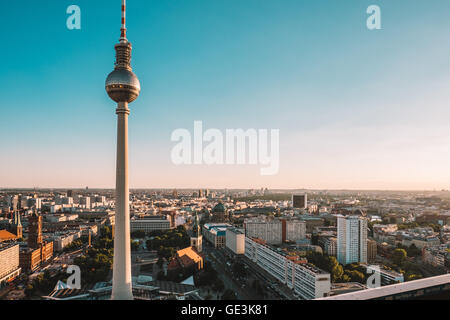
[105,0,141,300]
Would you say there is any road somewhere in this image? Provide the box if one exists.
[205,247,252,300]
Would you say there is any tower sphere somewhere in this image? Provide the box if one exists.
[105,69,140,103]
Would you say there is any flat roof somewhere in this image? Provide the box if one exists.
[317,274,450,300]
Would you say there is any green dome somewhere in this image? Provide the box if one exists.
[212,203,225,212]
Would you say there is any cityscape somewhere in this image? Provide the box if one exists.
[1,0,450,306]
[0,188,449,300]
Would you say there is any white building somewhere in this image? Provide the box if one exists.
[337,215,368,265]
[0,243,21,285]
[245,237,330,300]
[285,220,306,242]
[244,217,282,245]
[226,228,245,255]
[130,216,171,233]
[52,231,82,251]
[80,197,91,209]
[45,214,79,223]
[203,223,231,248]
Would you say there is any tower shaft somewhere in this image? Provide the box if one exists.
[111,102,133,300]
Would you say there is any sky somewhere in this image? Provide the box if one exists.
[1,0,450,190]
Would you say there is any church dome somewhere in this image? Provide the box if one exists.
[212,203,225,213]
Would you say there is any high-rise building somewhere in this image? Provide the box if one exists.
[281,219,306,242]
[244,217,282,245]
[0,243,21,285]
[337,215,368,265]
[292,194,307,209]
[80,196,91,209]
[105,0,141,300]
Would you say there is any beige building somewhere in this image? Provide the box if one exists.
[226,228,245,255]
[0,243,21,284]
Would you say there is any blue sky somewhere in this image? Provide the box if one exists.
[1,0,450,189]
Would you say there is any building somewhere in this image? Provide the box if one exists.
[245,237,331,299]
[337,215,368,265]
[202,223,231,248]
[0,230,18,243]
[367,239,377,262]
[244,217,282,245]
[9,212,22,239]
[282,219,306,242]
[292,194,307,209]
[361,264,404,285]
[130,215,171,233]
[190,212,202,253]
[19,211,53,271]
[28,212,43,249]
[319,236,337,256]
[52,231,82,251]
[168,246,204,275]
[423,245,449,268]
[210,202,228,223]
[0,243,21,285]
[299,215,325,233]
[225,227,245,255]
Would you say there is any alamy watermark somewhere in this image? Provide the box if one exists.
[366,265,381,289]
[61,265,81,289]
[367,5,381,30]
[171,121,280,175]
[66,5,81,30]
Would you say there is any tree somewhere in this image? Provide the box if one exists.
[392,248,407,266]
[344,270,365,283]
[331,263,344,282]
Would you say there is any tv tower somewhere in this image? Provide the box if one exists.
[105,0,140,300]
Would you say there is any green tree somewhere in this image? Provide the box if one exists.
[392,248,407,266]
[344,270,365,283]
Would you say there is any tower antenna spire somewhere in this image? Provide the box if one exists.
[120,0,127,42]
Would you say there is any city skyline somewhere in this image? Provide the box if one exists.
[2,0,450,190]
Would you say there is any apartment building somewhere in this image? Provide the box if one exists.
[245,237,331,299]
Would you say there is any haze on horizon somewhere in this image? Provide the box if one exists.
[1,0,450,191]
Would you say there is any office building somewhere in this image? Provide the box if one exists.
[292,194,307,209]
[226,227,245,255]
[337,215,368,265]
[130,215,171,233]
[245,237,331,299]
[244,217,282,245]
[202,223,231,248]
[0,243,21,285]
[282,219,306,242]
